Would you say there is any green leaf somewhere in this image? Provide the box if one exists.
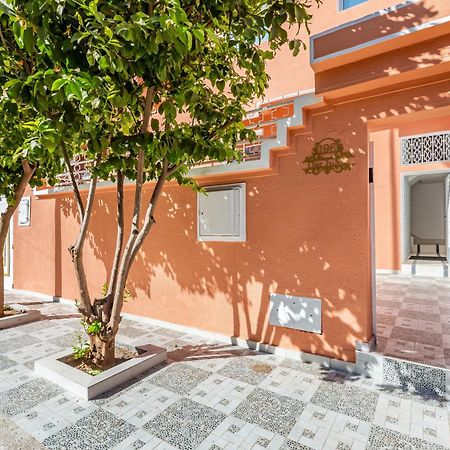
[151,118,160,132]
[23,28,35,53]
[104,26,113,39]
[51,78,68,91]
[192,28,205,43]
[65,80,83,100]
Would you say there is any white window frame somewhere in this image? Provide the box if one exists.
[18,196,31,227]
[197,183,246,242]
[339,0,368,11]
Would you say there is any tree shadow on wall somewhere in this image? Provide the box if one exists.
[58,170,371,367]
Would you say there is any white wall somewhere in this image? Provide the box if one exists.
[402,176,411,260]
[411,181,445,240]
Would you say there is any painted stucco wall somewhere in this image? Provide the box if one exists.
[255,0,417,100]
[371,115,450,271]
[10,1,450,361]
[14,75,450,361]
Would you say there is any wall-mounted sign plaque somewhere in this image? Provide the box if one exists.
[303,138,354,175]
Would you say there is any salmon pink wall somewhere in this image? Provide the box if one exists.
[315,34,450,96]
[11,1,450,362]
[13,190,57,297]
[312,0,450,61]
[371,115,450,271]
[15,76,450,361]
[261,0,411,101]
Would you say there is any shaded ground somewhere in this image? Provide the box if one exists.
[0,291,449,449]
[0,416,46,450]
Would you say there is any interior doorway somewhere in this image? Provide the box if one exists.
[401,171,450,276]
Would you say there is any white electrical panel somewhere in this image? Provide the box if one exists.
[269,293,322,334]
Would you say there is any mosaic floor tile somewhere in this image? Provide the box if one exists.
[1,287,449,450]
[233,388,306,436]
[0,333,40,353]
[149,362,211,395]
[0,354,17,371]
[310,381,378,422]
[0,378,62,416]
[144,398,225,449]
[43,409,136,450]
[382,357,446,399]
[279,358,324,376]
[280,439,314,449]
[218,356,275,385]
[368,424,449,449]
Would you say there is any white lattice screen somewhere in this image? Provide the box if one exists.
[401,132,450,165]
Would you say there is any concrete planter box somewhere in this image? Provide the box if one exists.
[35,343,167,400]
[0,305,41,330]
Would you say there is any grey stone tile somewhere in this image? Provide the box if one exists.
[43,409,136,450]
[53,331,85,349]
[149,362,211,394]
[218,357,275,385]
[233,388,306,436]
[280,440,314,450]
[367,424,449,449]
[144,398,225,449]
[0,378,62,416]
[310,381,378,422]
[118,326,148,339]
[279,358,324,376]
[0,334,40,353]
[0,354,17,371]
[382,357,446,398]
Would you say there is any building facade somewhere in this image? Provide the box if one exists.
[6,0,450,364]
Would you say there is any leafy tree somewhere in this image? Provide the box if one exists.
[5,0,318,368]
[0,2,64,316]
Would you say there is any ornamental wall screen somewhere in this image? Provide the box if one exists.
[303,138,354,175]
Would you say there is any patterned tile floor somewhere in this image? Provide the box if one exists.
[376,274,450,368]
[0,289,449,449]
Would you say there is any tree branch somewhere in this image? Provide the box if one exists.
[109,159,169,334]
[105,85,156,328]
[0,160,36,313]
[106,171,124,302]
[167,163,180,177]
[69,152,102,318]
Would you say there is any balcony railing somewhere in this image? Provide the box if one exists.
[401,132,450,165]
[56,155,93,186]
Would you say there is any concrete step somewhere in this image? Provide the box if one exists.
[401,262,448,277]
[355,350,450,402]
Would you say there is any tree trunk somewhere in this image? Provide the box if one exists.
[0,160,36,318]
[0,218,9,317]
[0,252,4,318]
[89,334,115,370]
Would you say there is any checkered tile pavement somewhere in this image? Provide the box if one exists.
[0,289,449,449]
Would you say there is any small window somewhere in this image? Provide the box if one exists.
[197,183,246,242]
[0,197,7,215]
[341,0,367,10]
[18,197,31,227]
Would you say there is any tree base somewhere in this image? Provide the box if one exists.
[89,335,116,370]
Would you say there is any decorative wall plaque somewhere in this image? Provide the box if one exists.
[303,138,354,175]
